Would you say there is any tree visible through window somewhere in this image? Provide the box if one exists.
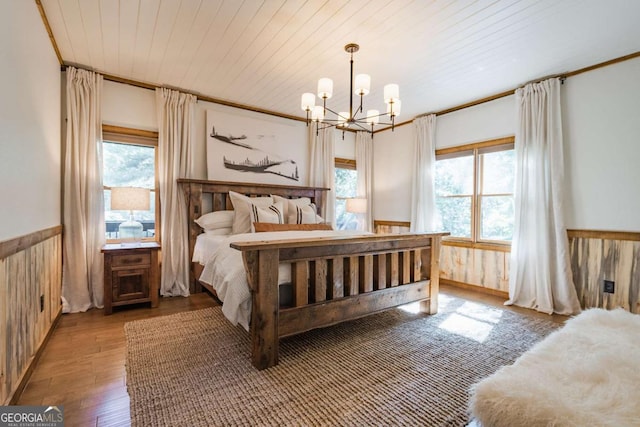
[334,159,359,230]
[103,140,157,241]
[435,138,515,244]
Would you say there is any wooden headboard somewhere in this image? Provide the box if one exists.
[177,179,329,292]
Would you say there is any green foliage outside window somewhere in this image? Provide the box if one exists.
[335,167,358,230]
[435,146,515,243]
[103,141,156,239]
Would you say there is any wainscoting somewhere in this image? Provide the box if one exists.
[374,220,509,297]
[569,230,640,314]
[0,226,62,404]
[439,244,509,296]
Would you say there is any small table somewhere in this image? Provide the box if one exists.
[102,242,160,315]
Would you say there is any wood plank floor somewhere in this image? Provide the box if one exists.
[17,285,567,426]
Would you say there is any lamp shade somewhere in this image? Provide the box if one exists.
[346,197,367,214]
[301,92,315,111]
[366,110,379,125]
[317,78,333,99]
[354,74,370,96]
[111,187,150,211]
[383,83,400,103]
[387,99,401,117]
[312,105,325,122]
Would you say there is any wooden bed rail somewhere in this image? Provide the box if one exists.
[231,232,447,369]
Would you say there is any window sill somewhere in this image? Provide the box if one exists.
[442,239,511,252]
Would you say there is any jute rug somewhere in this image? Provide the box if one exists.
[125,295,559,426]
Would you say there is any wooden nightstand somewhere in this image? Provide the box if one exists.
[102,242,160,315]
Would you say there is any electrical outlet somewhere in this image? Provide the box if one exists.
[603,280,615,294]
[40,294,44,312]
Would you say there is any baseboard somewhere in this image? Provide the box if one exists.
[441,278,509,299]
[7,307,63,405]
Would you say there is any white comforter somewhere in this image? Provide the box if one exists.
[198,230,367,331]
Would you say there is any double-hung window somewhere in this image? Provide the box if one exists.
[435,137,515,245]
[334,158,359,230]
[102,126,159,242]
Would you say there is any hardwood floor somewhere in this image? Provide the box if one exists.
[17,285,567,426]
[17,293,219,427]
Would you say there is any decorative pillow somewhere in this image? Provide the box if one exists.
[204,227,232,236]
[229,191,273,234]
[194,210,234,230]
[287,203,322,224]
[249,201,284,231]
[271,195,312,221]
[253,222,333,232]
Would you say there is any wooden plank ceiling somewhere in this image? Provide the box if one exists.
[40,0,640,122]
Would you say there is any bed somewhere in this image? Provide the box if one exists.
[179,179,448,369]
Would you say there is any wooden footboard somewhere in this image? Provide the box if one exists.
[231,232,446,370]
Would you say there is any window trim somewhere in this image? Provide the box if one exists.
[335,157,356,170]
[102,124,160,243]
[436,136,515,248]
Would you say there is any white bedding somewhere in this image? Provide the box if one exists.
[198,230,367,331]
[192,234,229,265]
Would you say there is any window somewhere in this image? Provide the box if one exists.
[334,158,359,230]
[435,137,515,244]
[102,126,159,242]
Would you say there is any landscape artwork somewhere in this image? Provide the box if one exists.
[206,110,307,185]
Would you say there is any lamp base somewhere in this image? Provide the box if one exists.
[118,220,144,240]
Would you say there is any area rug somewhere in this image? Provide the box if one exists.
[125,295,559,426]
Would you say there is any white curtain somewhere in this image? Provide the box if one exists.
[506,78,581,315]
[355,131,373,232]
[156,88,196,297]
[62,67,105,313]
[308,122,336,225]
[410,114,439,232]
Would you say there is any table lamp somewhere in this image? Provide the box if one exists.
[111,187,150,243]
[346,197,367,230]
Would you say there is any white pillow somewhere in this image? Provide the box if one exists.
[249,201,284,231]
[204,227,232,236]
[288,203,322,224]
[272,195,313,223]
[229,191,273,234]
[195,210,234,230]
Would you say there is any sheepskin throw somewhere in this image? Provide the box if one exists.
[469,308,640,427]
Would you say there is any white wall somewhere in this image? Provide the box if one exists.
[562,56,640,231]
[102,82,356,182]
[373,96,515,221]
[374,58,640,232]
[0,1,61,241]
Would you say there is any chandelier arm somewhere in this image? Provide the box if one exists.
[322,105,342,117]
[351,121,371,132]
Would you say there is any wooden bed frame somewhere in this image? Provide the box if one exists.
[179,179,447,369]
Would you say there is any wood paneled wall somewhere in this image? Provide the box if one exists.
[439,245,509,295]
[569,230,640,314]
[375,221,640,312]
[0,226,62,404]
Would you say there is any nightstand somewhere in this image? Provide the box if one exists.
[102,242,160,315]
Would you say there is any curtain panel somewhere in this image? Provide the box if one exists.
[156,88,196,297]
[410,114,439,232]
[62,67,105,313]
[355,131,373,232]
[308,122,336,225]
[507,78,581,315]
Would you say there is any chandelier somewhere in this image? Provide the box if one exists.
[300,43,401,135]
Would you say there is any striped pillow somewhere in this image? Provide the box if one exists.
[288,203,322,224]
[249,201,284,231]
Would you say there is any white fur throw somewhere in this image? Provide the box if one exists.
[469,308,640,427]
